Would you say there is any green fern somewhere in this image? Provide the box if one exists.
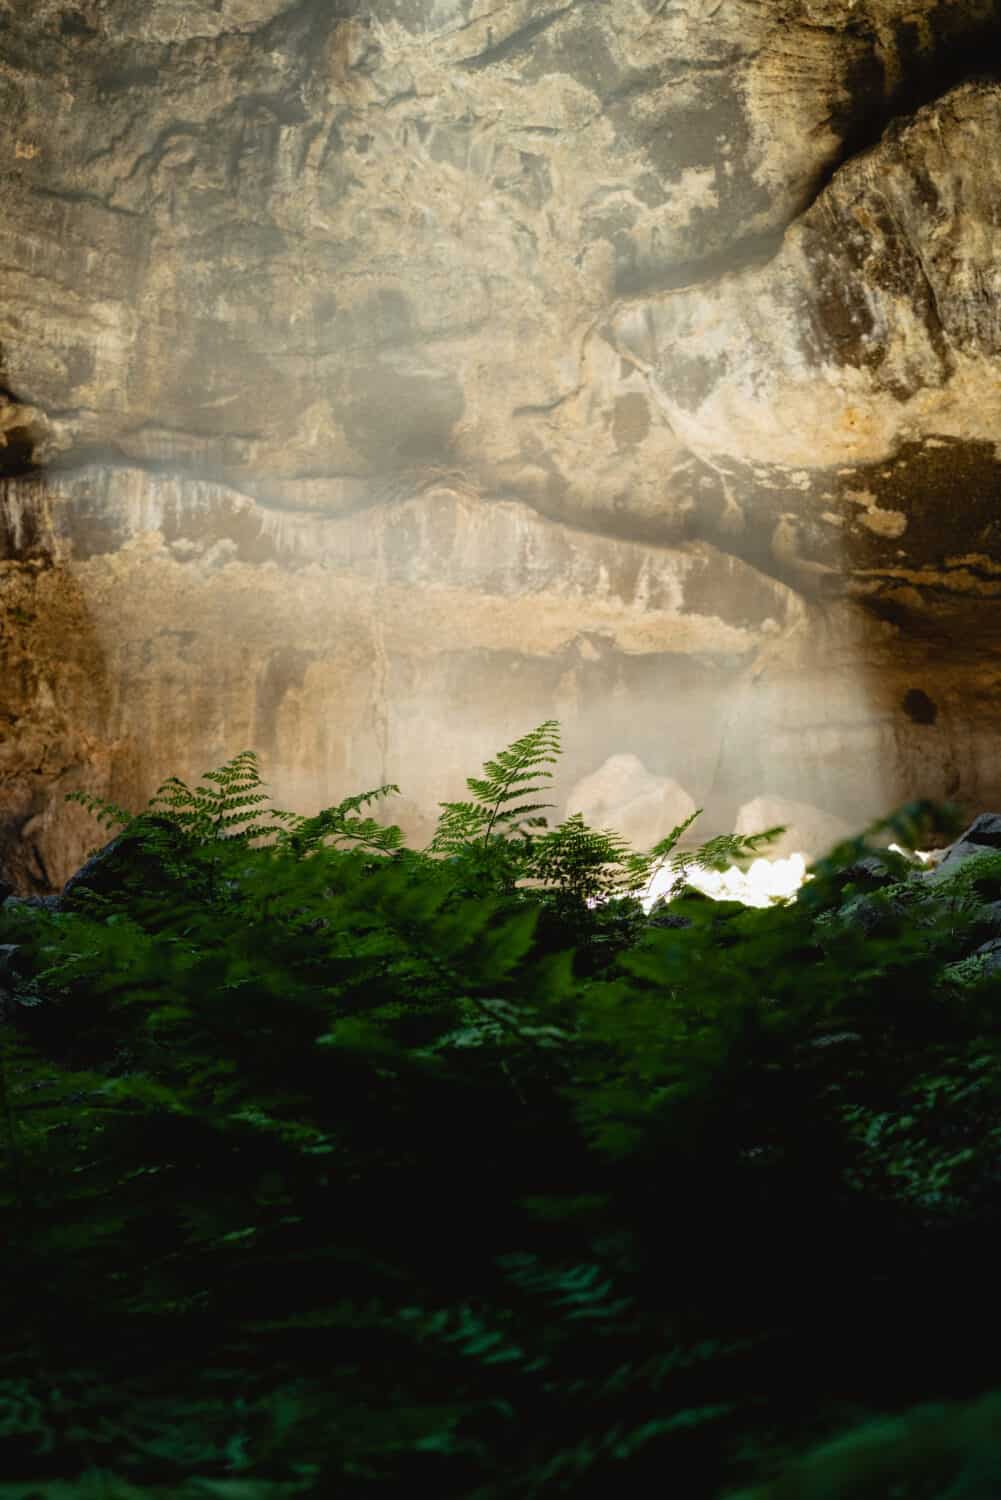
[69,759,410,874]
[526,814,648,907]
[63,789,136,836]
[22,733,990,1500]
[426,721,561,856]
[145,750,295,847]
[64,751,300,879]
[274,785,404,860]
[423,722,788,912]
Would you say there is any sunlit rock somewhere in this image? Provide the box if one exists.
[565,753,697,854]
[733,796,854,863]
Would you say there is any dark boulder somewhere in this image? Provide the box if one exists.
[921,814,1001,884]
[973,938,1001,977]
[61,815,194,912]
[974,901,1001,936]
[3,894,63,913]
[957,814,1001,850]
[842,854,898,887]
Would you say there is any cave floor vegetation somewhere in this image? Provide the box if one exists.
[2,725,1001,1498]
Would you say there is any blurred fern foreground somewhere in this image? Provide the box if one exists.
[6,722,1001,1497]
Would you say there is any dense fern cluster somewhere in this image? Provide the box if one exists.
[1,725,999,1498]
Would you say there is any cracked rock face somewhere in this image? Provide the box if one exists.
[0,0,1000,888]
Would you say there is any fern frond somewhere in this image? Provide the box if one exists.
[670,826,788,878]
[642,809,703,864]
[528,814,648,905]
[64,789,136,833]
[427,721,561,857]
[275,785,403,858]
[427,802,491,855]
[141,751,285,848]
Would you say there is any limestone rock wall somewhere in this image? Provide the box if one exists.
[0,465,805,885]
[0,1,1000,887]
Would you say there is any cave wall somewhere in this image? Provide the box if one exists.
[1,0,1000,888]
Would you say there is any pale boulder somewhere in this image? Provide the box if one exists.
[565,755,698,855]
[734,796,855,862]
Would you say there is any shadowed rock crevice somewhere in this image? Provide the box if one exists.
[0,375,44,480]
[801,17,1001,242]
[0,422,40,480]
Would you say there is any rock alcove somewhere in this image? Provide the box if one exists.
[1,0,1000,891]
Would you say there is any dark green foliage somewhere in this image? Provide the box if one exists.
[728,1389,1001,1499]
[1,727,1000,1497]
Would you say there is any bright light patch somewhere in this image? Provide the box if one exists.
[637,843,935,910]
[638,853,809,911]
[586,844,937,914]
[888,843,933,863]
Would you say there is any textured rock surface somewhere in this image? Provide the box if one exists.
[920,812,1001,881]
[0,1,1000,887]
[0,464,802,885]
[610,79,1001,597]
